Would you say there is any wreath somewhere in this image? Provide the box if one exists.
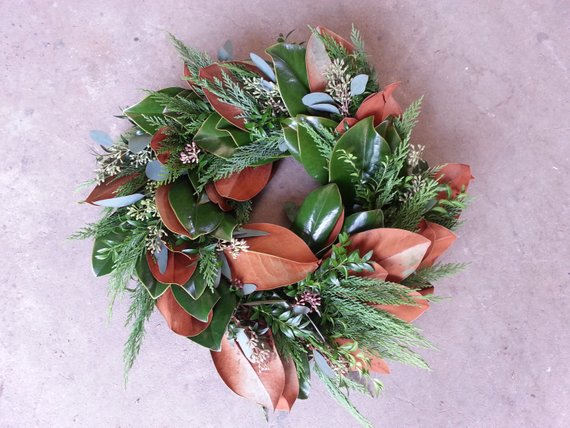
[76,25,473,426]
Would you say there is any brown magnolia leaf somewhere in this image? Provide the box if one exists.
[211,334,286,409]
[348,228,431,282]
[436,163,474,199]
[418,286,435,296]
[306,26,354,92]
[150,127,170,164]
[155,184,191,237]
[205,183,233,211]
[374,290,429,323]
[335,338,390,374]
[156,287,212,336]
[418,220,457,268]
[214,164,273,202]
[355,260,388,281]
[146,249,197,285]
[84,174,140,205]
[335,117,358,134]
[226,223,319,289]
[355,82,403,126]
[276,358,299,411]
[324,209,345,248]
[199,62,259,130]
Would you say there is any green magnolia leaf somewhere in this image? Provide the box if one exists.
[168,177,224,238]
[211,214,238,241]
[194,113,240,158]
[135,253,169,298]
[266,43,309,116]
[180,264,220,300]
[342,209,384,234]
[124,87,186,134]
[91,232,125,277]
[291,183,343,252]
[188,283,237,351]
[215,117,250,147]
[171,285,220,322]
[329,117,391,205]
[297,115,337,184]
[281,118,301,162]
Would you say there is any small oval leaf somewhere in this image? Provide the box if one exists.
[250,52,276,82]
[350,74,369,96]
[302,92,335,106]
[218,40,234,61]
[90,130,113,147]
[145,159,169,181]
[93,193,144,208]
[310,103,340,114]
[128,134,151,153]
[241,283,257,295]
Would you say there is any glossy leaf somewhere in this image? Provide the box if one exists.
[189,282,238,351]
[214,164,273,202]
[211,335,286,409]
[171,285,220,322]
[124,87,185,134]
[281,117,301,162]
[297,352,311,399]
[146,249,197,286]
[226,223,318,289]
[205,184,233,212]
[296,115,337,184]
[418,220,457,267]
[249,52,276,82]
[135,253,169,298]
[182,262,221,300]
[155,184,191,237]
[292,184,343,253]
[329,117,390,205]
[93,193,144,208]
[89,130,112,147]
[342,209,384,234]
[194,113,240,158]
[374,290,429,322]
[348,228,431,282]
[91,232,124,277]
[168,178,224,238]
[435,163,474,199]
[355,82,402,126]
[156,287,212,337]
[84,174,140,205]
[266,43,309,116]
[212,214,239,241]
[150,127,170,164]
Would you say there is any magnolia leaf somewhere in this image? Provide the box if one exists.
[350,74,369,96]
[84,174,140,205]
[302,92,335,106]
[155,184,191,237]
[335,338,390,374]
[145,159,169,181]
[292,184,343,253]
[156,287,212,337]
[233,229,270,238]
[355,82,402,126]
[171,285,220,322]
[225,223,318,289]
[418,220,457,267]
[127,132,151,153]
[276,358,300,411]
[146,249,197,286]
[329,117,390,204]
[249,52,276,82]
[189,282,237,350]
[348,228,431,282]
[211,334,286,409]
[313,350,335,378]
[374,290,429,322]
[214,164,272,202]
[89,130,113,147]
[296,115,338,184]
[309,103,340,115]
[283,201,299,223]
[150,127,170,164]
[135,253,169,299]
[281,117,302,162]
[266,43,309,116]
[205,184,233,212]
[182,262,221,300]
[342,209,384,234]
[124,87,185,134]
[218,40,234,61]
[297,352,311,399]
[435,163,474,199]
[93,193,144,208]
[91,232,124,277]
[194,113,240,158]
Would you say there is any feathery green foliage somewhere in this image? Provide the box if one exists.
[198,245,222,292]
[123,285,155,382]
[403,263,468,289]
[395,96,424,138]
[299,121,336,163]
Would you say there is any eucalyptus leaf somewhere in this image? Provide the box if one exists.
[217,40,233,61]
[309,103,340,115]
[302,92,335,106]
[145,160,169,181]
[154,243,168,275]
[235,329,254,359]
[219,253,232,280]
[89,130,113,147]
[241,283,257,295]
[313,350,335,378]
[127,133,151,153]
[292,305,310,315]
[350,74,369,96]
[93,193,144,208]
[249,52,276,82]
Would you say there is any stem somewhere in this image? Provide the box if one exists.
[241,299,286,306]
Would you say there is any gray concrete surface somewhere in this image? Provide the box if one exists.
[1,0,569,427]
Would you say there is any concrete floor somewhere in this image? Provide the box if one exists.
[1,0,569,427]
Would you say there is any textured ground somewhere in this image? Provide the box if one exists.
[1,1,569,427]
